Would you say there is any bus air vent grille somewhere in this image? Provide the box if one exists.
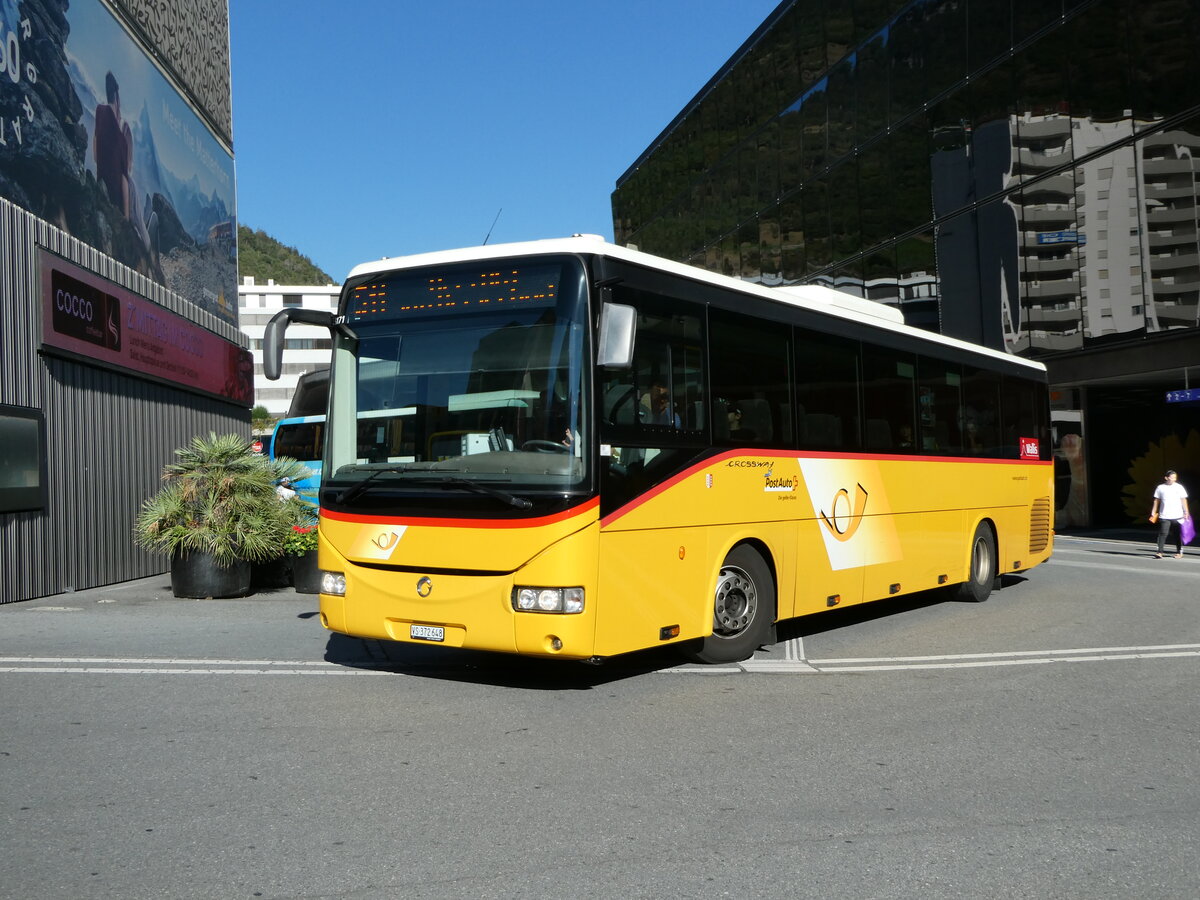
[1029,497,1052,553]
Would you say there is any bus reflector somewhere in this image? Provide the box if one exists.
[659,625,680,640]
[889,583,901,595]
[826,595,840,607]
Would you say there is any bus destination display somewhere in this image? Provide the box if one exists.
[348,264,560,321]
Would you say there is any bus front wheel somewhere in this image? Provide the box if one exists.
[683,545,775,664]
[953,522,997,603]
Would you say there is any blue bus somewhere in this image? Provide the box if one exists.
[269,415,324,504]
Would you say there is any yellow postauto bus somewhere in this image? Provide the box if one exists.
[264,235,1052,664]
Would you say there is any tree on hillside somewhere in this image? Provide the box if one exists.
[237,225,335,285]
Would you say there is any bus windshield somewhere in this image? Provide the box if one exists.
[324,257,590,504]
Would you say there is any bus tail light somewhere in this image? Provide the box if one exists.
[512,587,584,614]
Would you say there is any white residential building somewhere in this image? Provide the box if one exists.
[238,276,340,416]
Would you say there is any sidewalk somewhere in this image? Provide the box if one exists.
[10,526,1171,609]
[1056,526,1155,544]
[18,572,312,607]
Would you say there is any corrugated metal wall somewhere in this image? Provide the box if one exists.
[1,199,248,604]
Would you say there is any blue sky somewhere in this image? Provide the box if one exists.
[230,0,781,282]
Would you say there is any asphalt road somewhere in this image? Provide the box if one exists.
[1,534,1197,899]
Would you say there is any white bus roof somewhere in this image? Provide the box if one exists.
[347,234,1045,373]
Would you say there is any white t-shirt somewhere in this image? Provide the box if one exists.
[1153,481,1189,520]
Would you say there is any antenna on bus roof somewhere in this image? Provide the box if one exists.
[482,208,503,245]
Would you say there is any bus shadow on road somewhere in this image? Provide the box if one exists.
[322,632,682,688]
[774,574,1031,644]
[320,576,1035,686]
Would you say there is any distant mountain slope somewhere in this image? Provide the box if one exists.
[237,225,334,284]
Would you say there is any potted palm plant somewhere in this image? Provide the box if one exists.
[134,432,312,598]
[283,513,322,593]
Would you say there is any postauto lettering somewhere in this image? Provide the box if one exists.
[55,288,94,322]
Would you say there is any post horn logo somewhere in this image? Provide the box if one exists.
[819,483,869,542]
[371,531,400,551]
[416,577,433,598]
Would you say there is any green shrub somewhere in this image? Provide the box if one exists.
[134,432,313,566]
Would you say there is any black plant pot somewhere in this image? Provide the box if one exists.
[251,556,291,590]
[290,550,322,594]
[171,551,251,599]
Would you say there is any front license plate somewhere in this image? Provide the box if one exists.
[410,624,445,643]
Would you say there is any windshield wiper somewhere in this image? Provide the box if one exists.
[334,470,532,510]
[425,476,533,510]
[334,466,410,504]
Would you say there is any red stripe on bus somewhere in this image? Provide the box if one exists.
[598,449,1052,527]
[321,496,599,529]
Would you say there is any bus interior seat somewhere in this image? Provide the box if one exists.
[603,383,639,425]
[712,398,730,440]
[931,420,952,451]
[804,413,842,447]
[866,417,892,449]
[738,399,773,442]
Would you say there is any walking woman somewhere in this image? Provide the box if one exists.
[1149,469,1191,559]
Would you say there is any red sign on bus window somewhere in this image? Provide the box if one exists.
[1019,437,1040,460]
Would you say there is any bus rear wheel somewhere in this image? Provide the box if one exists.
[683,545,774,664]
[953,522,997,603]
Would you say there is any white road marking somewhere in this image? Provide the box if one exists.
[2,644,1198,677]
[1045,558,1196,577]
[0,667,374,675]
[810,643,1200,664]
[0,656,385,676]
[782,635,805,661]
[659,643,1200,674]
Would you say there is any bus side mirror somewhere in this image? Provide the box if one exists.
[597,302,636,368]
[263,308,336,380]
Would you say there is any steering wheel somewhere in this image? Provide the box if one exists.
[521,439,570,454]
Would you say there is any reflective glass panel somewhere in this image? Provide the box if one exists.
[1014,0,1062,44]
[826,56,857,163]
[968,0,1012,70]
[1065,0,1133,141]
[800,78,829,177]
[863,245,899,307]
[780,191,806,282]
[856,27,890,141]
[803,178,831,273]
[828,159,860,264]
[896,231,939,332]
[858,139,893,248]
[924,0,968,100]
[890,116,932,235]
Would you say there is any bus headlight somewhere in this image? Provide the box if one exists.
[320,571,346,596]
[512,586,584,614]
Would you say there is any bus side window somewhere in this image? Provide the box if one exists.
[862,348,916,452]
[963,366,1002,456]
[917,356,963,455]
[710,309,791,446]
[601,285,705,443]
[1001,374,1046,458]
[795,329,860,450]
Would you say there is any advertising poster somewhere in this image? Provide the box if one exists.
[0,0,237,325]
[41,248,254,406]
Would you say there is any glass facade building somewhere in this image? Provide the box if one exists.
[612,0,1200,528]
